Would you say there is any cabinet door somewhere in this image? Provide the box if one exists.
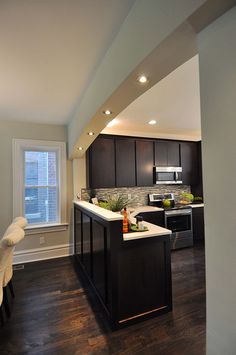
[92,220,107,304]
[192,207,205,242]
[136,140,154,186]
[115,138,136,187]
[82,213,92,277]
[181,142,198,185]
[74,207,82,261]
[89,137,115,188]
[155,141,180,167]
[168,141,180,166]
[155,141,168,166]
[136,211,164,227]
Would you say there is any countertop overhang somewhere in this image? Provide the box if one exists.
[73,200,172,241]
[73,200,123,221]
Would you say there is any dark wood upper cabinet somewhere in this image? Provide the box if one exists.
[155,141,180,167]
[87,135,200,189]
[181,142,198,185]
[167,141,180,166]
[136,140,154,186]
[115,138,136,187]
[155,142,168,166]
[88,136,115,188]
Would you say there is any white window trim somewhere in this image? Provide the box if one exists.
[13,139,67,228]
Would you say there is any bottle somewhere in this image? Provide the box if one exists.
[123,207,129,233]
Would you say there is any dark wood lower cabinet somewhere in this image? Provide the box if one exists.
[92,220,107,303]
[118,239,171,322]
[192,207,205,243]
[136,211,164,227]
[82,213,92,277]
[74,204,172,329]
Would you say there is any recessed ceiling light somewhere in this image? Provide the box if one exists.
[88,132,94,136]
[103,109,112,115]
[137,75,148,84]
[148,120,157,125]
[106,119,119,128]
[78,147,83,151]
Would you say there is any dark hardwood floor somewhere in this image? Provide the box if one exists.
[0,245,205,355]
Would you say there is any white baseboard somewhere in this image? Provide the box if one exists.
[13,243,74,265]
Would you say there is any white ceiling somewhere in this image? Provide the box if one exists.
[103,55,201,140]
[0,0,135,124]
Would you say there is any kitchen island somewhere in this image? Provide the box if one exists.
[73,200,172,329]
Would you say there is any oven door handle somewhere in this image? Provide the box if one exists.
[165,211,192,216]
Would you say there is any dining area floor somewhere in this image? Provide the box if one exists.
[0,245,206,355]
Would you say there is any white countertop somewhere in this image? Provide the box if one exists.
[129,203,204,217]
[123,221,171,241]
[124,206,171,241]
[73,200,171,241]
[122,203,204,241]
[188,203,204,208]
[130,206,164,217]
[73,200,123,221]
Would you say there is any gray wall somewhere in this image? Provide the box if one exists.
[198,6,236,354]
[0,121,73,259]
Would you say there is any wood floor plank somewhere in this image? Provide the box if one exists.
[0,245,205,354]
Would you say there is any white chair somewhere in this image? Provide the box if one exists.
[12,217,28,229]
[0,258,4,325]
[3,217,28,299]
[0,225,25,323]
[3,217,28,237]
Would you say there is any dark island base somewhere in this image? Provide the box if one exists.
[74,204,172,330]
[75,239,172,329]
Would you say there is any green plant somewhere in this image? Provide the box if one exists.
[98,201,110,210]
[105,194,131,212]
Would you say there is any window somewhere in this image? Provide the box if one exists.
[13,139,67,227]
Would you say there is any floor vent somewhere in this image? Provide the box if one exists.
[13,264,25,271]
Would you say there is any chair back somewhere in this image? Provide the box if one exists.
[3,217,27,237]
[0,226,25,299]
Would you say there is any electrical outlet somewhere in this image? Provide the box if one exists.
[128,194,132,200]
[39,236,45,245]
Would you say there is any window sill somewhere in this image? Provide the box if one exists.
[25,223,69,235]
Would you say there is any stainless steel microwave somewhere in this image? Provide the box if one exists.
[154,166,183,184]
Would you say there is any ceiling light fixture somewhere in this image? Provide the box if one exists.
[78,147,83,151]
[103,109,112,115]
[137,75,148,84]
[148,120,157,125]
[88,132,94,136]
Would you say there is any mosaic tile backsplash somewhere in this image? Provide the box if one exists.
[81,185,191,207]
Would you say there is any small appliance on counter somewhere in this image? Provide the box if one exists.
[148,193,193,250]
[148,193,175,208]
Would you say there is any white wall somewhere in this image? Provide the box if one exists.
[0,120,73,263]
[198,6,236,354]
[72,157,86,200]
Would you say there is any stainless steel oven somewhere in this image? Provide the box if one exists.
[165,208,193,250]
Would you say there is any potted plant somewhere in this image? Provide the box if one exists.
[98,194,133,212]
